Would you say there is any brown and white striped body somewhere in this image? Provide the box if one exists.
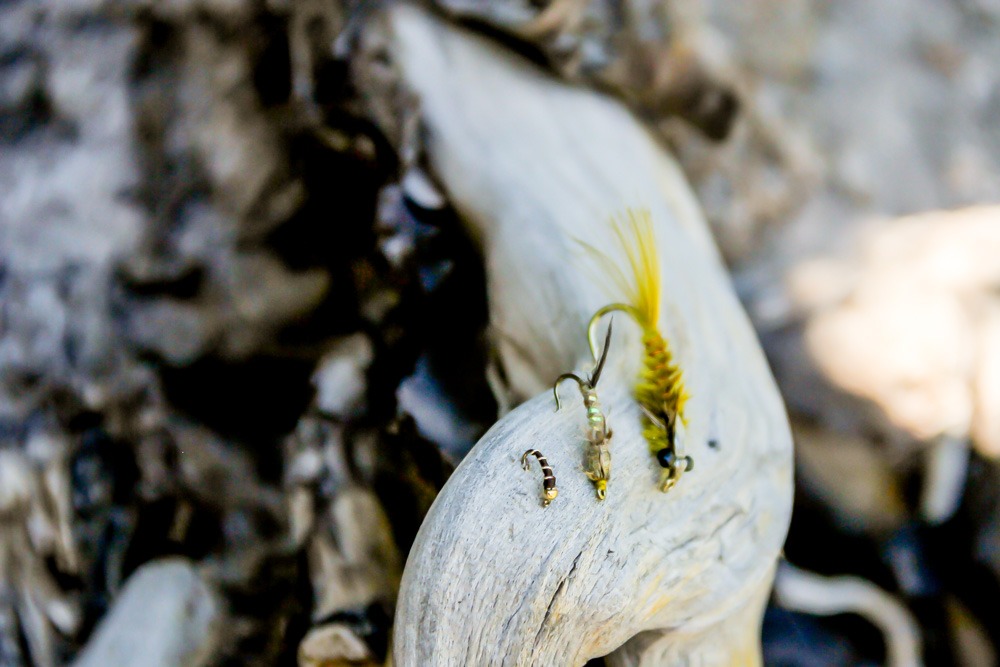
[521,449,558,506]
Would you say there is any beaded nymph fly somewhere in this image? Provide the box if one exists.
[580,209,693,493]
[553,321,614,500]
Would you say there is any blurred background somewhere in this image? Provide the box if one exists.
[1,0,999,665]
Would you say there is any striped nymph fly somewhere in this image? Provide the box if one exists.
[521,449,558,507]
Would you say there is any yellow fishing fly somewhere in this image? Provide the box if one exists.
[579,209,693,492]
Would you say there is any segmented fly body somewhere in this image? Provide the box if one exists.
[581,210,692,493]
[521,449,558,506]
[583,437,612,500]
[553,322,614,500]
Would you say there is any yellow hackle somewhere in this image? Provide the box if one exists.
[609,209,661,328]
[579,209,661,331]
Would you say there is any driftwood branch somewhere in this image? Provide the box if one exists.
[380,6,793,665]
[773,563,923,667]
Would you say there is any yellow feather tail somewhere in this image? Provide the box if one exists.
[578,209,661,330]
[610,209,661,328]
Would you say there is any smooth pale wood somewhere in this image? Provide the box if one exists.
[384,6,793,665]
[72,559,221,667]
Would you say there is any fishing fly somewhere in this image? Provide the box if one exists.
[580,209,692,493]
[521,449,558,507]
[553,321,614,500]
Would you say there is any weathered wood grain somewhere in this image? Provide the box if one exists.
[383,6,793,665]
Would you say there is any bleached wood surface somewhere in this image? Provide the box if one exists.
[71,559,221,667]
[384,6,793,665]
